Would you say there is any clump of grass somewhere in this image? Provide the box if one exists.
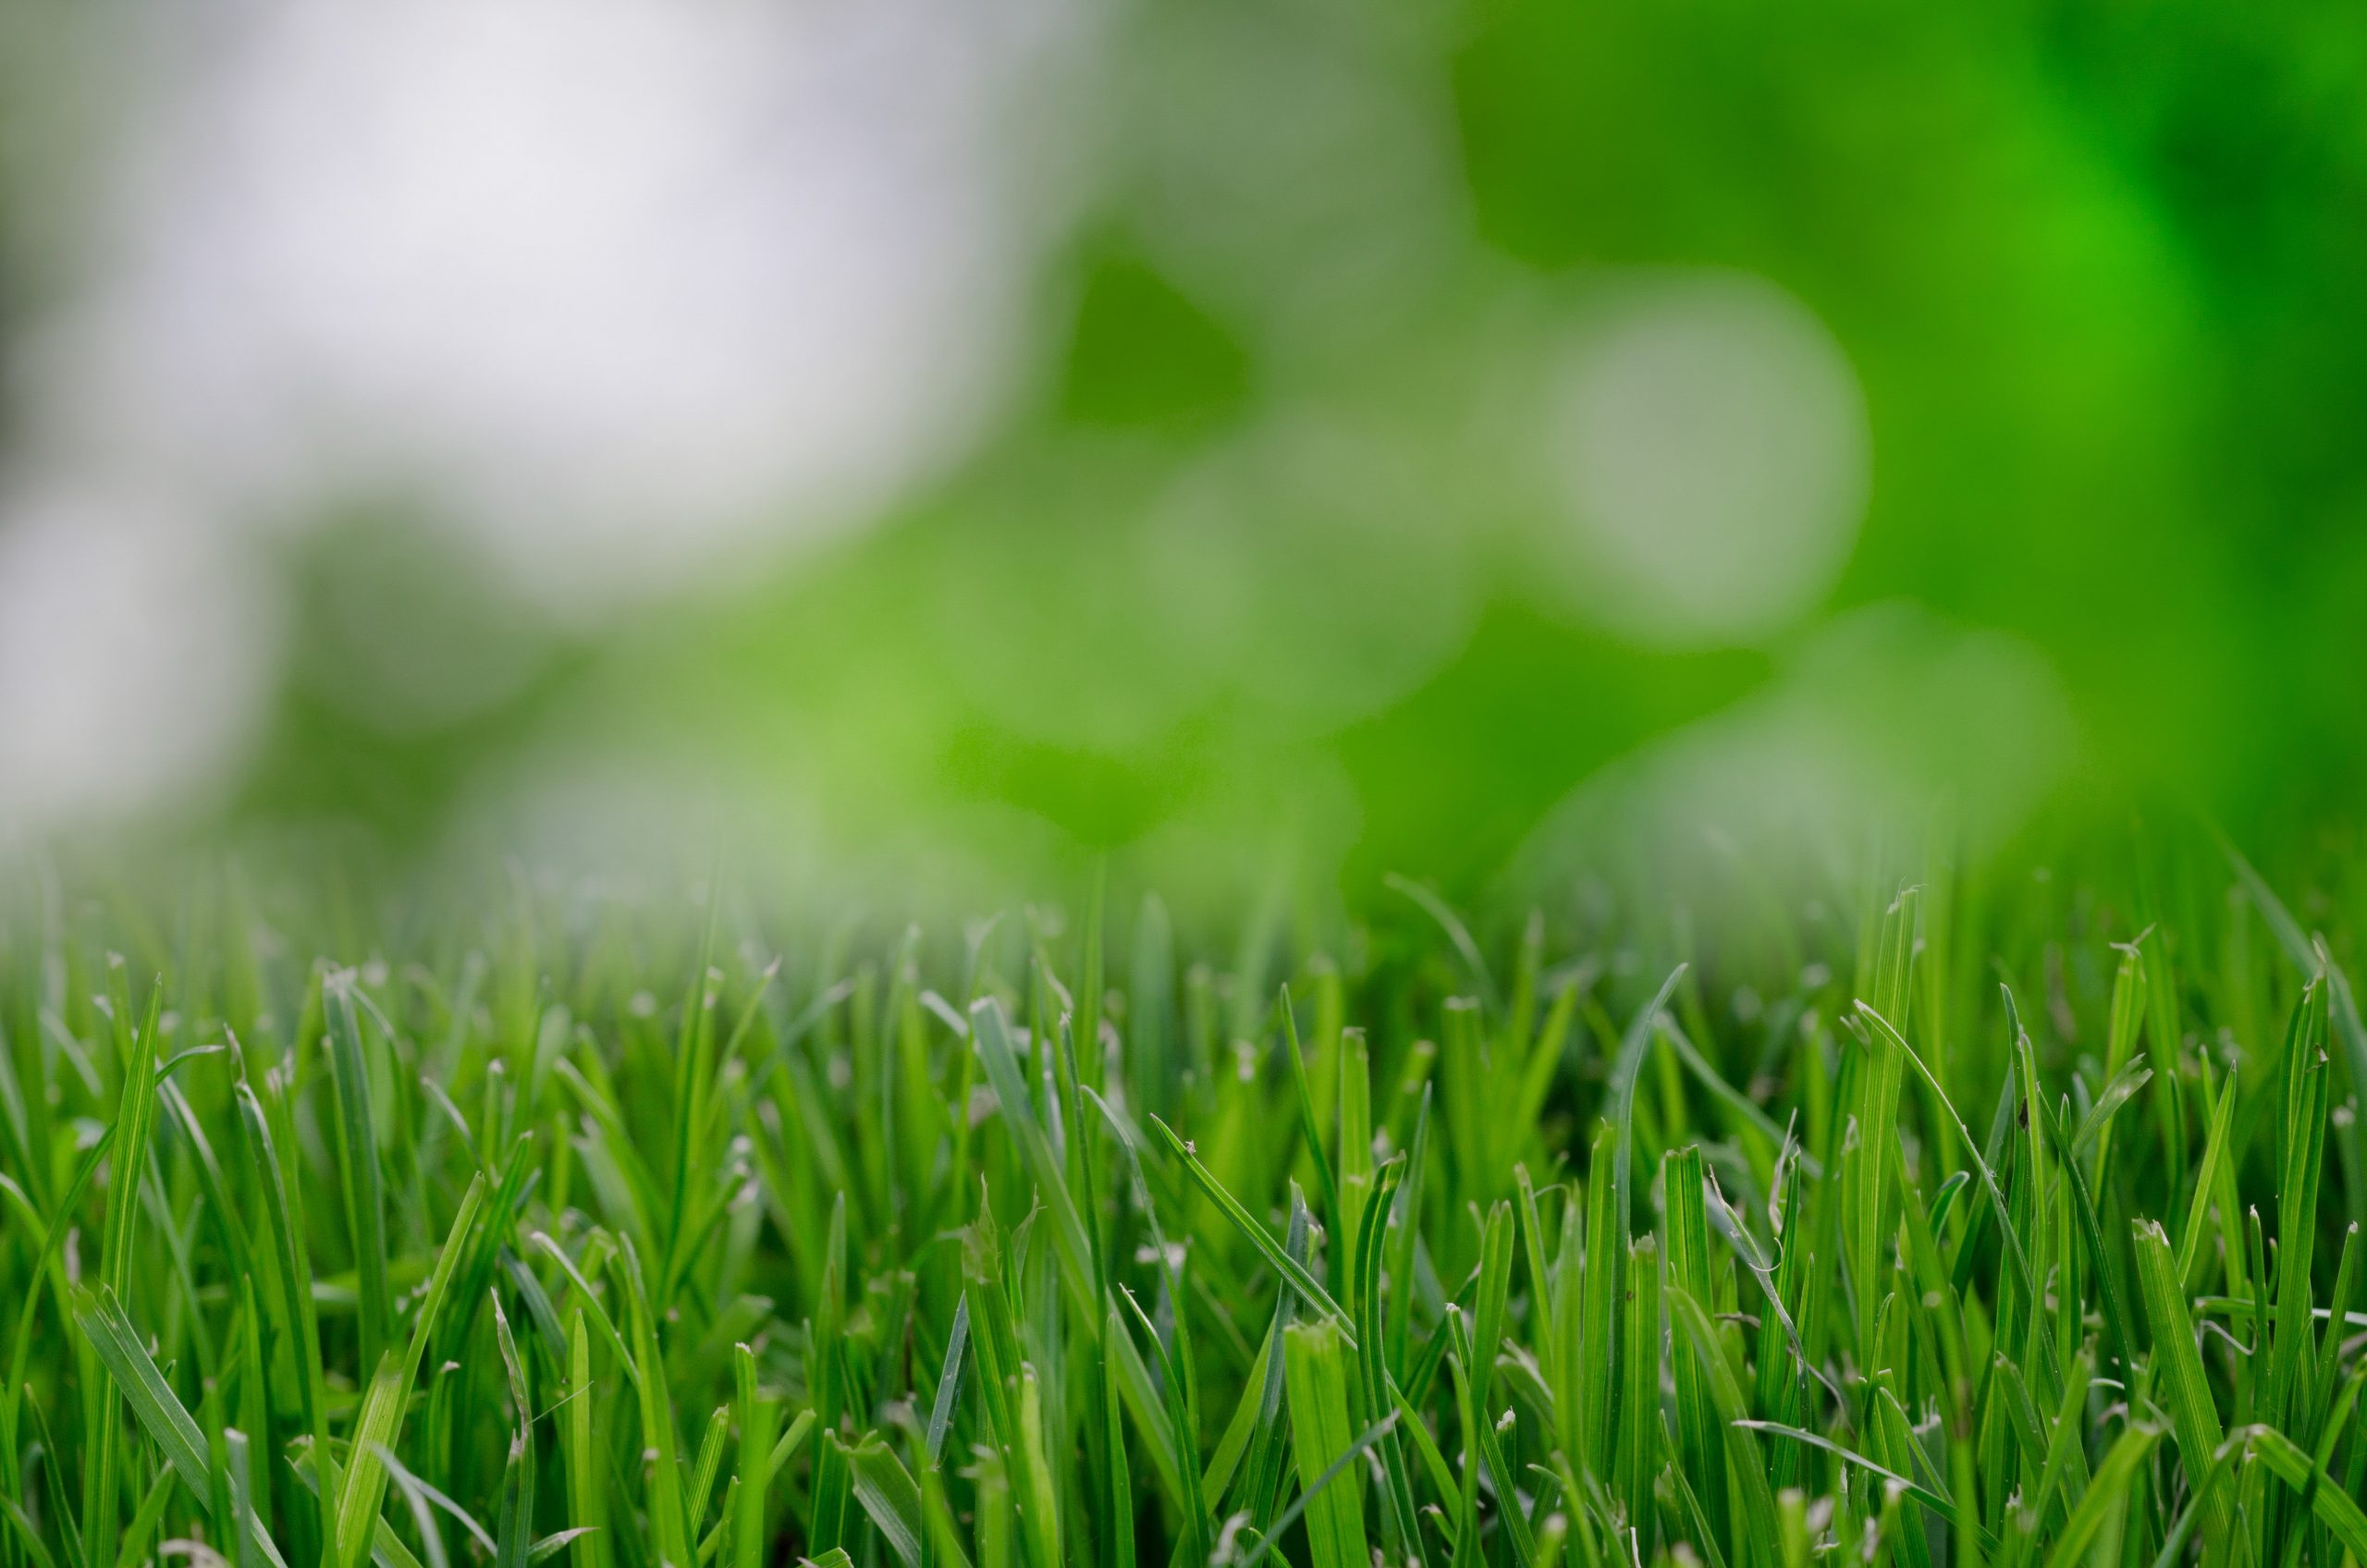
[1,838,2363,1568]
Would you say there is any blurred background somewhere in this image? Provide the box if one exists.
[1,0,2361,916]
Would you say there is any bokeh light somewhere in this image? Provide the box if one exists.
[0,484,278,828]
[1539,272,1870,646]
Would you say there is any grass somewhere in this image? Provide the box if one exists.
[0,831,2364,1568]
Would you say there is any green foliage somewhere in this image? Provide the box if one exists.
[1,833,2364,1568]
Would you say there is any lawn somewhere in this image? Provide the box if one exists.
[1,833,2362,1568]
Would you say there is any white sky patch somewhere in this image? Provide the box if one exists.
[1541,271,1870,647]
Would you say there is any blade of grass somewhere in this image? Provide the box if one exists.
[334,1174,487,1568]
[616,1233,693,1568]
[2247,1423,2367,1565]
[2130,1219,2230,1545]
[2176,1069,2238,1288]
[1730,1421,1994,1551]
[1281,1319,1374,1568]
[1662,1149,1729,1556]
[2037,1425,2161,1568]
[1147,1113,1355,1339]
[73,1288,289,1568]
[88,967,162,1568]
[1666,1288,1778,1568]
[325,974,394,1376]
[846,1439,928,1568]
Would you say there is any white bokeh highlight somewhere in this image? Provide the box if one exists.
[0,0,1071,829]
[29,0,1062,602]
[1511,602,2079,900]
[925,412,1478,751]
[0,487,280,829]
[1542,272,1870,646]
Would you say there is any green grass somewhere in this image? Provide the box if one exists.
[2,832,2365,1568]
